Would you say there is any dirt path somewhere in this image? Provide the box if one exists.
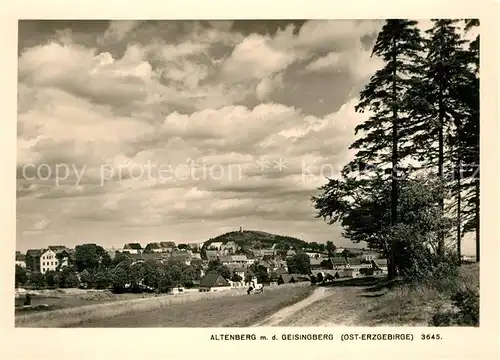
[251,287,328,327]
[251,286,384,327]
[279,287,371,327]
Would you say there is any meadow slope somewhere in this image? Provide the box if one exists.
[253,264,480,327]
[16,283,313,328]
[16,264,478,328]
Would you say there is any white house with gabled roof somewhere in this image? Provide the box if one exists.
[40,249,58,274]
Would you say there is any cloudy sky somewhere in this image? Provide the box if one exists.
[16,19,476,254]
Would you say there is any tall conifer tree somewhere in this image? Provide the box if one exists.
[408,19,470,257]
[459,19,480,262]
[342,20,425,279]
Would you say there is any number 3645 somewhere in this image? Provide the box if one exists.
[421,334,441,340]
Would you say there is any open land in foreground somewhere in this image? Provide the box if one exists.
[257,263,479,327]
[15,264,478,327]
[15,283,313,327]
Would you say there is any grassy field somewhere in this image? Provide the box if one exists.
[15,264,479,327]
[15,283,313,328]
[275,263,480,326]
[361,263,480,326]
[15,291,157,314]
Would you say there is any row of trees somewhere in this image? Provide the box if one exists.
[16,254,300,291]
[16,246,208,292]
[16,242,358,290]
[16,266,80,289]
[313,19,479,280]
[16,257,204,293]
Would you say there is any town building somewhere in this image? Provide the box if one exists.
[199,271,231,292]
[123,243,143,254]
[25,249,43,272]
[40,249,58,274]
[360,251,379,262]
[208,242,223,251]
[159,242,177,252]
[221,241,238,254]
[144,242,163,253]
[15,252,26,268]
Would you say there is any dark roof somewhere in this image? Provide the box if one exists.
[160,241,176,248]
[122,253,164,262]
[53,248,71,256]
[26,249,42,257]
[330,257,348,265]
[280,273,309,283]
[361,250,379,255]
[48,245,66,251]
[348,258,362,265]
[200,271,230,288]
[124,243,142,250]
[145,242,161,249]
[372,259,388,267]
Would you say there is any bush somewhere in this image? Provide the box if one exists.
[15,265,28,287]
[44,271,58,288]
[29,272,45,289]
[360,268,374,276]
[387,223,459,286]
[110,267,129,293]
[430,288,479,326]
[316,272,324,283]
[55,268,80,288]
[92,270,112,289]
[310,275,317,285]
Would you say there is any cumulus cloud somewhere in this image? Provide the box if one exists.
[304,47,384,80]
[220,33,297,83]
[256,72,284,101]
[19,19,476,253]
[100,20,142,44]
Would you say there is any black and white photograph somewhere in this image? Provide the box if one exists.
[15,18,480,328]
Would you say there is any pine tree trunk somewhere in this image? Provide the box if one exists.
[389,39,398,280]
[437,74,445,257]
[456,161,461,266]
[475,179,480,262]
